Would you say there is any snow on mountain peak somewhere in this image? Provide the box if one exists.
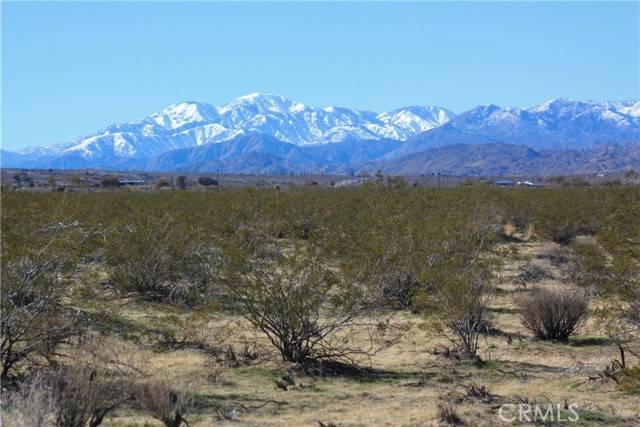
[526,99,640,129]
[612,100,640,117]
[6,95,640,171]
[10,94,454,164]
[377,105,454,134]
[219,93,299,115]
[151,101,219,129]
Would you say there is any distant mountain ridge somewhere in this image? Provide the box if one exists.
[385,99,640,160]
[2,94,639,176]
[4,93,454,167]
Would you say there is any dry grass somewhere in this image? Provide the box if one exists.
[96,239,639,426]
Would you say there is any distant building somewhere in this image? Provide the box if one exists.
[493,179,516,187]
[118,179,145,187]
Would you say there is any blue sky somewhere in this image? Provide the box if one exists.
[2,1,638,151]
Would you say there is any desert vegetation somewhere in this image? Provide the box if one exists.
[1,183,639,425]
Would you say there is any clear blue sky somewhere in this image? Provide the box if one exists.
[2,1,639,151]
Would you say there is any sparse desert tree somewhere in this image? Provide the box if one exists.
[515,287,590,341]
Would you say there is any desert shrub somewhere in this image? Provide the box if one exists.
[289,216,315,240]
[0,197,107,383]
[1,254,82,382]
[48,339,143,427]
[433,272,494,359]
[105,214,221,305]
[567,242,610,290]
[425,202,500,359]
[2,184,638,371]
[618,365,640,394]
[2,339,143,427]
[224,247,376,364]
[1,373,57,427]
[515,287,590,341]
[534,200,585,244]
[382,271,420,310]
[579,202,640,370]
[437,403,463,426]
[134,380,192,427]
[356,239,423,310]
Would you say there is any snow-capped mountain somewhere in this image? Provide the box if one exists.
[2,96,639,175]
[385,98,640,159]
[7,93,454,168]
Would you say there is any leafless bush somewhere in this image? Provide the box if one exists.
[1,255,81,382]
[2,339,143,427]
[459,383,495,403]
[134,380,192,427]
[516,287,590,341]
[381,271,419,310]
[238,225,281,260]
[1,373,57,427]
[444,297,492,359]
[51,339,144,427]
[437,403,463,426]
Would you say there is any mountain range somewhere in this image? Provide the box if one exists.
[2,94,640,176]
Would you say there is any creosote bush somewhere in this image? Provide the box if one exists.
[516,287,590,341]
[0,220,94,383]
[575,202,640,382]
[1,338,145,427]
[105,214,221,305]
[1,185,638,420]
[224,247,377,365]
